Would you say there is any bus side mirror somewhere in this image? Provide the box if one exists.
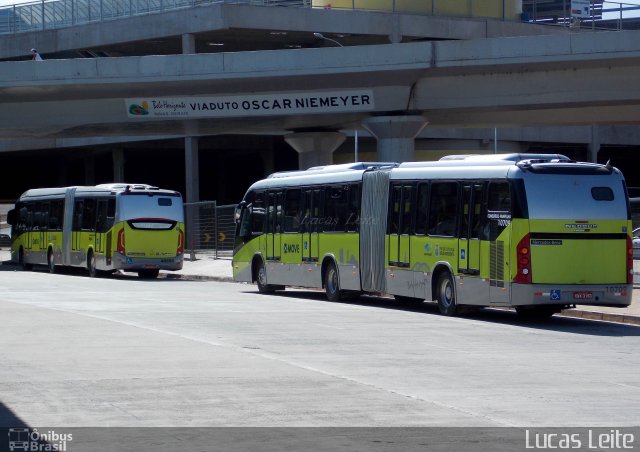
[234,201,247,224]
[6,209,15,226]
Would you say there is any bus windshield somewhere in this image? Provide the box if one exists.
[119,194,184,223]
[523,175,628,220]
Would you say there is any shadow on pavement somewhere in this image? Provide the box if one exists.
[244,289,640,337]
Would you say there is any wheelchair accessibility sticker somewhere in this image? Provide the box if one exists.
[550,290,561,301]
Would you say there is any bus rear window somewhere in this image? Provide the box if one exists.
[591,187,614,201]
[158,197,173,206]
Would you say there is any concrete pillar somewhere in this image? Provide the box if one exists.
[84,155,95,185]
[588,125,600,163]
[184,136,200,260]
[112,148,125,182]
[362,115,428,162]
[182,33,196,54]
[284,131,346,170]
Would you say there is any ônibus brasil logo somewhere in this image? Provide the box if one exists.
[129,100,149,115]
[8,428,73,451]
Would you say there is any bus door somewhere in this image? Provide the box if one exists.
[388,183,414,297]
[62,188,75,266]
[95,199,109,255]
[303,188,321,262]
[388,184,413,268]
[266,191,282,261]
[72,199,83,256]
[459,184,482,275]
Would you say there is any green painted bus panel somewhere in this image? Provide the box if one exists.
[528,219,628,284]
[122,221,183,258]
[408,235,459,273]
[318,233,359,265]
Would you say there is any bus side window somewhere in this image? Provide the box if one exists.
[96,199,114,233]
[428,182,458,237]
[283,189,302,233]
[34,202,48,231]
[49,200,64,230]
[346,184,360,232]
[415,183,429,235]
[487,182,511,241]
[324,186,349,232]
[251,192,265,236]
[82,199,97,231]
[73,201,84,231]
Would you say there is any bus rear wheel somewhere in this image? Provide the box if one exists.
[324,261,342,302]
[436,272,457,316]
[138,269,160,279]
[47,249,56,274]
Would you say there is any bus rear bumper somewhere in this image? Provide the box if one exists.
[511,283,632,307]
[112,252,183,271]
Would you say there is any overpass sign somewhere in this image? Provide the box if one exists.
[126,90,375,119]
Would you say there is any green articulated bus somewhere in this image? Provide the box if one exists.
[8,183,185,278]
[232,154,633,318]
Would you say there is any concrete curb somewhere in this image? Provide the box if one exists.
[558,309,640,326]
[163,273,234,283]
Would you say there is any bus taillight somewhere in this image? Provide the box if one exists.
[117,228,126,255]
[177,229,185,255]
[514,233,532,284]
[627,235,633,284]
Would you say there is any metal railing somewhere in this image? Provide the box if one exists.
[522,1,640,30]
[0,0,309,34]
[183,201,235,260]
[1,0,639,36]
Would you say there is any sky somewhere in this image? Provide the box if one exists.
[0,0,639,16]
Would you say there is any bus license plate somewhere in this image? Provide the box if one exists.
[573,291,593,300]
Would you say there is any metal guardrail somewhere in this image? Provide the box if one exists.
[184,201,235,260]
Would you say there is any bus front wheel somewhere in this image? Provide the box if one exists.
[436,272,457,316]
[87,251,97,278]
[256,260,275,294]
[47,249,56,274]
[19,248,32,271]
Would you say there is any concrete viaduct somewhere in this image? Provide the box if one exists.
[1,3,640,202]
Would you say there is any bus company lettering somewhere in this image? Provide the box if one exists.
[283,243,300,254]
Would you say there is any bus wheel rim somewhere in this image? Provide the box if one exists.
[328,268,337,294]
[441,279,453,307]
[258,265,267,285]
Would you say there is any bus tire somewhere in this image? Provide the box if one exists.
[256,259,275,294]
[138,269,160,279]
[324,261,342,302]
[436,271,457,316]
[87,251,97,278]
[47,249,56,274]
[19,247,32,271]
[515,306,557,320]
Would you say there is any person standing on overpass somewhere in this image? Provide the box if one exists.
[30,49,43,61]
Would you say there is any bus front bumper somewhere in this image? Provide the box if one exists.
[113,252,183,271]
[511,283,632,308]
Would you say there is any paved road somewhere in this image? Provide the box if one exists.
[0,266,639,430]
